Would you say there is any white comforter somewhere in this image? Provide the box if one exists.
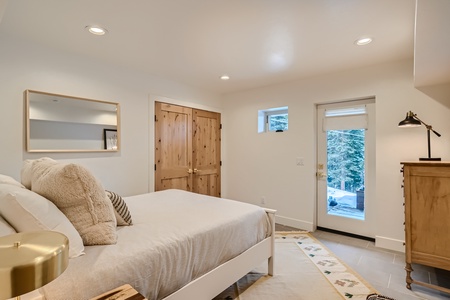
[41,189,271,300]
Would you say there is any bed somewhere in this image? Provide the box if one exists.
[43,189,275,300]
[0,168,275,300]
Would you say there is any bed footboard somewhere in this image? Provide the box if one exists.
[265,208,276,276]
[163,208,276,300]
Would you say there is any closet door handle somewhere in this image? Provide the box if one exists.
[187,169,193,174]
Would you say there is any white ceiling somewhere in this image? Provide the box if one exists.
[0,0,416,94]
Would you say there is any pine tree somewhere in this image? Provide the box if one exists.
[327,129,365,193]
[269,114,288,131]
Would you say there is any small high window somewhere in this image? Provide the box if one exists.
[258,106,288,133]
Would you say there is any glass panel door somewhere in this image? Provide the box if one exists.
[316,100,375,238]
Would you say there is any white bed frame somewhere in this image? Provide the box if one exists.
[28,208,276,300]
[164,208,276,300]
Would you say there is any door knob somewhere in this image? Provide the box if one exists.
[187,169,193,174]
[193,168,198,174]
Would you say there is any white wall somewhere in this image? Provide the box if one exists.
[221,59,450,251]
[0,33,221,196]
[0,0,7,24]
[2,29,449,252]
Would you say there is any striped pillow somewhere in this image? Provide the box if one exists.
[105,190,133,226]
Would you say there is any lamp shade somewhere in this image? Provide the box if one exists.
[398,111,421,127]
[0,231,69,299]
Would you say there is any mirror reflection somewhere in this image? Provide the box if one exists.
[25,90,120,152]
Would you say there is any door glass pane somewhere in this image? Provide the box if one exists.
[326,129,365,220]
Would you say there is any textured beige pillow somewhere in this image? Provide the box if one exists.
[31,159,117,245]
[20,159,34,189]
[21,157,55,189]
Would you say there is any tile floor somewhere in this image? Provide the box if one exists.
[275,224,450,300]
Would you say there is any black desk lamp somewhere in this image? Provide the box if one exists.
[398,111,441,161]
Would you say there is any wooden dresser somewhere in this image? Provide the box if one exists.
[401,162,450,294]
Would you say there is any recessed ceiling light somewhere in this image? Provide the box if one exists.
[220,74,230,80]
[85,25,108,36]
[355,37,372,46]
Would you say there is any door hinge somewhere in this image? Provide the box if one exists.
[155,115,157,122]
[220,124,222,129]
[154,164,156,171]
[220,161,222,166]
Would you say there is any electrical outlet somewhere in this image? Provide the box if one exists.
[261,197,266,205]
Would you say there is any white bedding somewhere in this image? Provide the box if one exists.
[40,189,271,300]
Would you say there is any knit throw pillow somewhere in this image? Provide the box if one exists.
[105,190,133,226]
[30,159,117,245]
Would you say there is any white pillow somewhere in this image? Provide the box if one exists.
[0,174,25,188]
[0,183,85,258]
[0,215,16,237]
[0,181,24,200]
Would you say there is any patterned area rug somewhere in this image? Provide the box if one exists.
[283,231,377,299]
[214,231,379,300]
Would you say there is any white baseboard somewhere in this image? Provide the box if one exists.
[276,216,405,253]
[275,215,314,232]
[375,235,405,253]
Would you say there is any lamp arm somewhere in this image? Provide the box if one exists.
[412,113,441,137]
[431,128,441,137]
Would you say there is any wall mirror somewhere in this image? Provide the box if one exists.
[25,90,120,152]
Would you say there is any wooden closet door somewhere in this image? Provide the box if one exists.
[155,102,193,191]
[155,102,221,197]
[192,109,221,197]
